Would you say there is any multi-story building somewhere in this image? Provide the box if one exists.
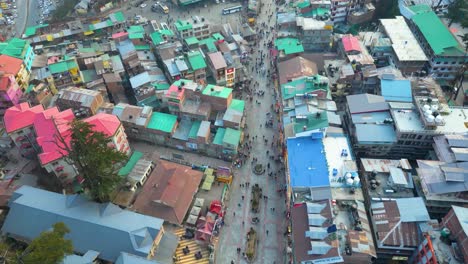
[3,103,130,186]
[379,16,428,75]
[296,17,332,51]
[162,50,207,83]
[0,38,35,71]
[0,55,30,91]
[330,0,371,23]
[0,74,22,116]
[207,52,228,86]
[440,206,468,263]
[56,87,104,117]
[174,19,194,39]
[409,10,467,82]
[345,91,468,159]
[347,2,375,24]
[46,57,83,91]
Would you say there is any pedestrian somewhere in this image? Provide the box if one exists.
[233,212,236,216]
[266,230,269,235]
[242,195,245,200]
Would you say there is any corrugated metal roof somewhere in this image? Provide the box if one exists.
[396,197,429,222]
[2,186,164,262]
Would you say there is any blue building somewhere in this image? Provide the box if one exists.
[2,186,176,263]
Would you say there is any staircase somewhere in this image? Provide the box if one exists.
[174,228,210,264]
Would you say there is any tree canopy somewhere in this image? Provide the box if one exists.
[57,119,128,203]
[19,222,73,264]
[446,0,468,27]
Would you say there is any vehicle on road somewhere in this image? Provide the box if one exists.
[222,5,242,15]
[140,3,147,7]
[152,2,169,14]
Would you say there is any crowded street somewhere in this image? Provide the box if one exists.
[216,0,289,263]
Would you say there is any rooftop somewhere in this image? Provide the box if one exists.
[370,198,429,248]
[49,58,79,74]
[203,84,232,99]
[57,87,102,107]
[412,11,464,56]
[0,55,23,75]
[0,38,31,60]
[342,35,361,53]
[4,102,45,133]
[208,52,227,70]
[147,112,178,133]
[417,160,468,195]
[223,128,241,147]
[175,19,193,31]
[184,36,199,46]
[1,186,164,262]
[287,137,329,188]
[380,16,428,61]
[84,113,121,138]
[187,50,207,70]
[278,56,318,85]
[452,206,468,236]
[281,75,329,100]
[381,79,412,102]
[275,38,304,55]
[133,160,203,225]
[347,94,389,114]
[292,113,329,135]
[354,124,397,144]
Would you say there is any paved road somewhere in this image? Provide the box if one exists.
[215,1,288,263]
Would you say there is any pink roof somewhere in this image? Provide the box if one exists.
[0,55,23,75]
[165,84,185,100]
[84,113,121,137]
[342,35,361,53]
[4,103,45,133]
[112,31,129,39]
[34,108,75,165]
[0,75,11,91]
[208,52,227,70]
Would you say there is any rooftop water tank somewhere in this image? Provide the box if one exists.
[426,115,435,122]
[431,105,438,111]
[353,177,360,185]
[345,172,352,179]
[423,105,430,111]
[346,178,354,185]
[435,115,443,124]
[425,110,432,117]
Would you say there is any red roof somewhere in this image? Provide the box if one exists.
[34,108,75,165]
[165,84,185,100]
[0,55,23,75]
[84,113,121,137]
[342,35,361,53]
[133,160,204,225]
[112,31,129,39]
[0,75,11,91]
[4,103,45,133]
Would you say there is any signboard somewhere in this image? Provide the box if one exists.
[312,256,344,264]
[225,68,235,87]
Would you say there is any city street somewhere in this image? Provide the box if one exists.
[215,0,288,263]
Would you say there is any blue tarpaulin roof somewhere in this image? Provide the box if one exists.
[287,137,329,188]
[381,79,412,102]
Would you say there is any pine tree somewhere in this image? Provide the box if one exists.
[56,119,127,203]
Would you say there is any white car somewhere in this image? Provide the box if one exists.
[140,3,147,7]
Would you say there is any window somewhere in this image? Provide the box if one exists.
[401,134,408,139]
[436,61,441,64]
[441,67,446,71]
[452,61,456,64]
[443,61,448,64]
[417,135,422,140]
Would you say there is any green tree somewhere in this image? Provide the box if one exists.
[374,0,399,19]
[445,0,468,27]
[55,119,127,203]
[459,33,468,53]
[18,222,73,264]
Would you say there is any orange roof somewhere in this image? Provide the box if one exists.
[84,113,121,137]
[4,102,45,133]
[0,55,23,75]
[133,160,204,225]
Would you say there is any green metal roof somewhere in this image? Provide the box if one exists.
[212,33,224,41]
[118,151,143,176]
[408,4,432,14]
[293,113,328,134]
[303,7,330,17]
[0,38,29,59]
[199,38,217,52]
[147,112,178,133]
[213,128,226,145]
[49,59,79,74]
[203,84,232,98]
[187,51,206,70]
[135,45,151,51]
[150,32,164,45]
[160,29,174,36]
[128,25,145,34]
[281,75,329,100]
[24,24,49,37]
[129,32,145,39]
[223,128,241,146]
[412,11,463,55]
[25,84,34,94]
[229,99,245,112]
[110,11,126,23]
[189,120,201,139]
[175,20,193,31]
[185,36,199,46]
[296,1,310,9]
[275,38,304,55]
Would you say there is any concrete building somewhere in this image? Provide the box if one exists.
[347,2,375,25]
[174,17,210,40]
[379,16,428,75]
[55,87,104,117]
[296,17,332,51]
[162,50,207,84]
[0,55,30,92]
[0,38,35,71]
[330,0,372,23]
[440,206,468,264]
[409,10,467,82]
[45,57,83,91]
[0,74,22,116]
[3,103,130,187]
[207,52,228,86]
